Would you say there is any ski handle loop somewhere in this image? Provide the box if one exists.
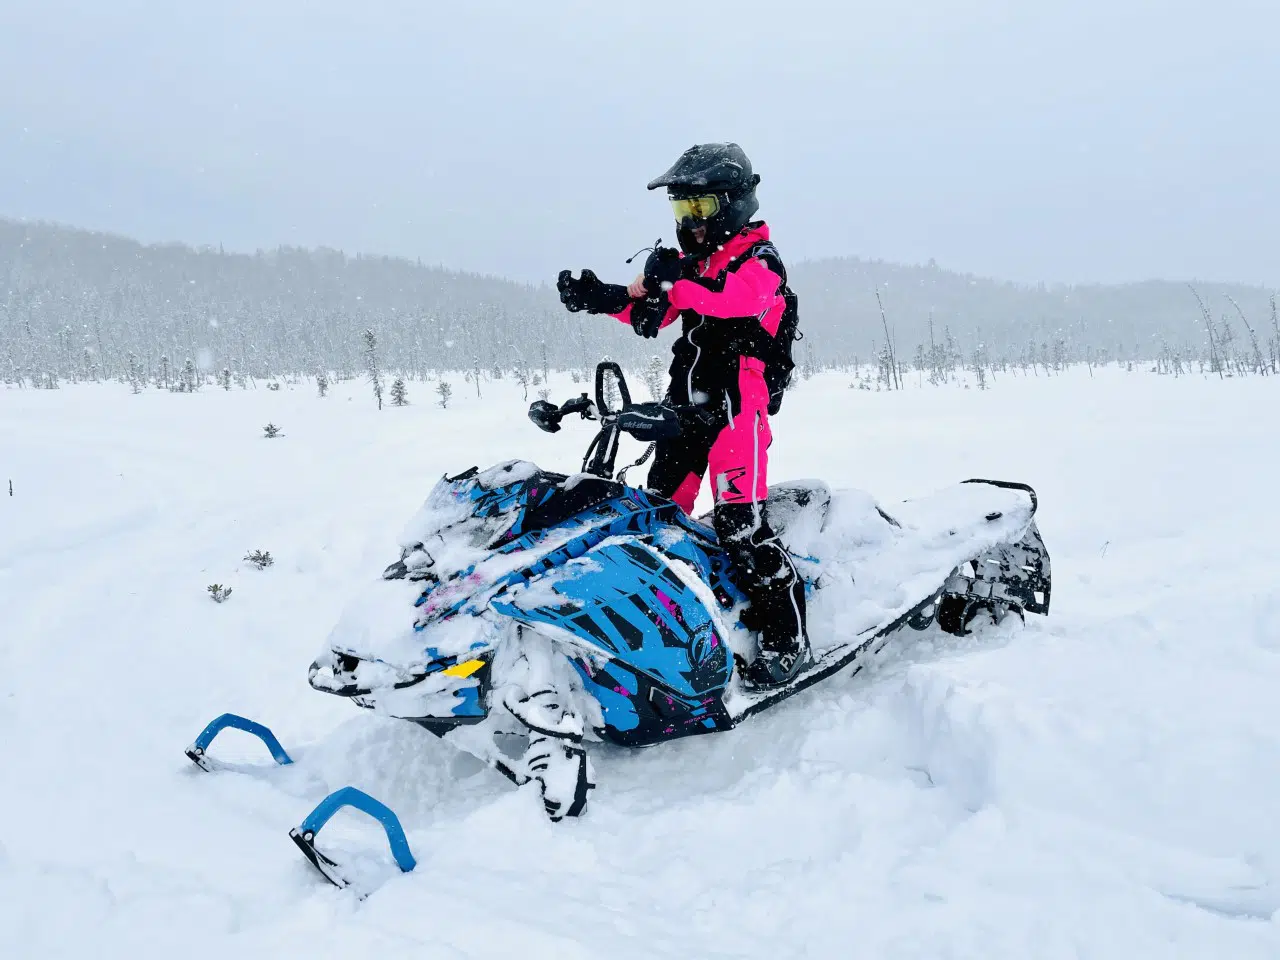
[185,713,293,771]
[295,786,417,874]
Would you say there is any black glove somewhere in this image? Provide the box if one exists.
[642,246,684,294]
[556,269,631,315]
[629,293,669,339]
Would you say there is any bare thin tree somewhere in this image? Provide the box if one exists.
[874,289,901,390]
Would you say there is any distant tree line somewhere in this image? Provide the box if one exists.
[2,218,1276,393]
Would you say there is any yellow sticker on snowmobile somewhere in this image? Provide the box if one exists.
[442,659,485,679]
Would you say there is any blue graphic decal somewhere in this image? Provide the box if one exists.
[378,466,759,743]
[450,684,485,718]
[493,538,732,699]
[570,660,640,732]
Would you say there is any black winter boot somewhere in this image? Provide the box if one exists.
[713,503,811,689]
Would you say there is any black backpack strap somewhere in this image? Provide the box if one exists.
[744,240,788,285]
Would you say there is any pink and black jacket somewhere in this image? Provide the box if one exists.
[610,222,792,418]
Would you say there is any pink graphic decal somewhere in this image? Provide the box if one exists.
[655,588,685,624]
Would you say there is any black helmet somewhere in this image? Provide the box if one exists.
[647,143,761,258]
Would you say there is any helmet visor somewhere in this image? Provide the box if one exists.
[669,194,720,222]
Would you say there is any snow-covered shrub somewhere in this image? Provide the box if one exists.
[244,550,274,570]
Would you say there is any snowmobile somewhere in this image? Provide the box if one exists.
[187,361,1050,890]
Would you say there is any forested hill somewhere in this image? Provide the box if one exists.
[0,218,587,382]
[790,256,1277,367]
[2,218,1275,384]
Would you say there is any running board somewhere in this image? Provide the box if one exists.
[729,584,946,723]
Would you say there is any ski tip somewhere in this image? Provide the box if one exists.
[290,786,418,891]
[289,826,350,889]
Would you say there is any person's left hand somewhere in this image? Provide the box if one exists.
[629,294,667,338]
[627,274,647,298]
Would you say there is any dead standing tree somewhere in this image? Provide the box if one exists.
[875,289,902,390]
[1269,294,1280,375]
[1188,285,1224,379]
[1225,295,1268,376]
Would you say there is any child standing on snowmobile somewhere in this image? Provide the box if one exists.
[556,142,808,688]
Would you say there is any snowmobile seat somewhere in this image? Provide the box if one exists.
[761,480,831,549]
[693,480,830,551]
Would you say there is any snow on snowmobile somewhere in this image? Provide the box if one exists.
[186,361,1050,891]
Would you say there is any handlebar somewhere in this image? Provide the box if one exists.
[527,361,681,479]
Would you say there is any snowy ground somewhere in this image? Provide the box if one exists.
[2,366,1279,958]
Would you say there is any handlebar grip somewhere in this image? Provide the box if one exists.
[528,400,562,433]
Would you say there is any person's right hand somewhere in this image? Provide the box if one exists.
[556,269,631,315]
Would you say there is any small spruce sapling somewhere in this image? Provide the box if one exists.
[436,380,453,409]
[390,376,408,406]
[244,549,274,570]
[316,371,329,397]
[263,423,283,438]
[208,584,233,603]
[642,354,665,401]
[127,352,143,394]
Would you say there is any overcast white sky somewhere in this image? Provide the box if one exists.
[1,0,1275,287]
